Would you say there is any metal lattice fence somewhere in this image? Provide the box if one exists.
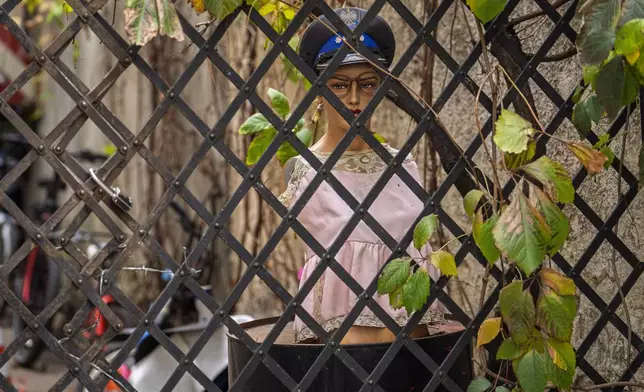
[0,0,642,390]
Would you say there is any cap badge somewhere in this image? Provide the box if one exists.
[340,8,359,29]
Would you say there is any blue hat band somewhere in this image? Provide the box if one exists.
[315,33,381,65]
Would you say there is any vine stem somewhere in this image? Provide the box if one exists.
[437,233,471,251]
[495,65,546,132]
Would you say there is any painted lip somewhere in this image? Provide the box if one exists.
[351,109,362,117]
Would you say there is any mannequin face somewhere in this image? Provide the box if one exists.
[320,63,381,134]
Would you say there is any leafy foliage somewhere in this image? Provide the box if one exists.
[473,211,501,265]
[519,157,574,204]
[402,269,430,314]
[494,110,536,154]
[238,88,312,167]
[413,214,438,250]
[466,0,508,23]
[477,317,502,347]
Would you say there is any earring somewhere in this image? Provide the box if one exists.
[312,102,324,124]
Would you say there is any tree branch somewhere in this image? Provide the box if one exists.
[527,47,577,62]
[508,0,572,26]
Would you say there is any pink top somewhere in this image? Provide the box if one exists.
[279,145,446,342]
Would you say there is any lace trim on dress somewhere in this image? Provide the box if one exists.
[294,309,445,343]
[278,145,413,207]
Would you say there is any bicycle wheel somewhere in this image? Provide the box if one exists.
[12,249,60,367]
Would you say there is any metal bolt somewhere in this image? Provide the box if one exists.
[144,319,149,325]
[317,81,323,87]
[133,140,140,147]
[244,86,250,93]
[402,332,407,338]
[174,181,180,187]
[329,341,335,347]
[98,189,105,195]
[258,350,264,356]
[54,145,62,154]
[39,55,46,63]
[287,215,294,221]
[51,56,58,62]
[36,234,42,240]
[37,145,44,152]
[253,262,260,269]
[355,122,361,128]
[204,44,210,50]
[119,160,126,167]
[249,174,256,181]
[214,222,221,229]
[122,57,132,65]
[209,132,216,140]
[392,162,398,168]
[292,301,298,308]
[66,326,73,335]
[430,201,435,206]
[279,39,284,45]
[73,366,80,373]
[219,310,224,316]
[225,71,232,77]
[120,146,129,154]
[184,359,190,365]
[108,368,115,375]
[325,255,331,261]
[337,348,341,352]
[362,292,369,299]
[368,380,374,385]
[282,127,290,135]
[128,48,135,55]
[169,92,176,99]
[115,323,123,331]
[179,270,186,277]
[82,11,89,18]
[103,278,108,284]
[117,234,125,242]
[78,189,86,197]
[77,278,83,285]
[79,101,87,109]
[33,322,39,329]
[60,237,67,245]
[139,230,146,236]
[321,169,328,175]
[438,371,445,378]
[359,208,365,215]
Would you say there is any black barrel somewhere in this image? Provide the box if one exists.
[228,317,473,391]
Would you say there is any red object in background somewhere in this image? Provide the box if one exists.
[82,294,116,340]
[0,25,33,107]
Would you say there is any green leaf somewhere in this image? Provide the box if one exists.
[431,250,458,277]
[639,144,644,186]
[615,19,644,56]
[583,65,601,88]
[389,286,404,310]
[623,66,639,105]
[495,387,511,392]
[578,30,616,65]
[599,145,615,168]
[473,211,501,265]
[467,0,507,23]
[520,157,574,204]
[62,1,73,13]
[537,289,577,341]
[464,190,484,218]
[268,88,290,119]
[573,96,603,137]
[497,338,525,360]
[494,110,536,154]
[545,351,574,389]
[539,268,576,296]
[505,286,536,343]
[530,187,570,256]
[493,193,551,276]
[576,0,620,65]
[596,56,626,120]
[374,133,387,143]
[282,6,295,20]
[202,0,243,19]
[402,268,430,314]
[378,259,411,295]
[258,2,275,15]
[413,214,438,250]
[620,0,644,26]
[516,350,547,392]
[477,317,502,347]
[500,281,523,318]
[572,86,585,104]
[546,339,576,372]
[505,140,537,170]
[246,128,276,166]
[467,377,492,392]
[239,113,272,135]
[155,0,184,41]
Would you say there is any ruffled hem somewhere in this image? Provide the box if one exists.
[294,310,445,343]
